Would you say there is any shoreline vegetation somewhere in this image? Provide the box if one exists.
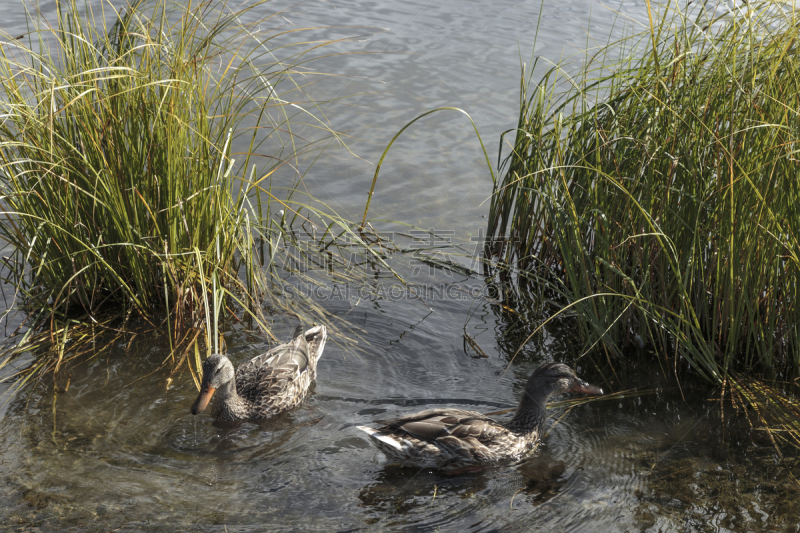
[486,0,800,451]
[0,0,796,462]
[0,0,397,388]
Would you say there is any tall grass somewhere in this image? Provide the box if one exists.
[487,1,800,401]
[0,0,391,379]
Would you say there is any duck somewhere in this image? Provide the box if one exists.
[357,362,602,472]
[190,325,327,422]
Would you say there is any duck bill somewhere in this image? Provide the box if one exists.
[571,380,603,395]
[191,386,216,415]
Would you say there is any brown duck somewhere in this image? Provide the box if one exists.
[191,325,327,422]
[357,362,602,471]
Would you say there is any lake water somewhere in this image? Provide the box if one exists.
[1,0,799,531]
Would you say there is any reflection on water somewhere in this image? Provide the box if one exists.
[518,456,569,503]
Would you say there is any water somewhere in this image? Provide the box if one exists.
[2,310,798,531]
[1,0,799,531]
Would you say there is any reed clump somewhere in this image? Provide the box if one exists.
[487,2,800,399]
[0,0,389,378]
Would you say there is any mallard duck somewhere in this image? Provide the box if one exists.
[357,362,602,472]
[190,325,327,422]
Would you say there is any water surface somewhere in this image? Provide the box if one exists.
[2,292,797,531]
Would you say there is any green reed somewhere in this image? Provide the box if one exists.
[0,0,392,375]
[487,1,800,389]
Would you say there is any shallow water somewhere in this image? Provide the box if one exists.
[1,0,799,531]
[2,289,798,532]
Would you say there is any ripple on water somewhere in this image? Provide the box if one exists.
[2,329,794,532]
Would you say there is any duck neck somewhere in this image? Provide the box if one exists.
[214,378,249,420]
[506,388,549,435]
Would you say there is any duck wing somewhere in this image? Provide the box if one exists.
[234,334,311,406]
[376,408,508,458]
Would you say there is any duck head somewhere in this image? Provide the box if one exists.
[190,353,235,415]
[529,362,603,399]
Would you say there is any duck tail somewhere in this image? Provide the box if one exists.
[303,325,327,365]
[357,426,404,451]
